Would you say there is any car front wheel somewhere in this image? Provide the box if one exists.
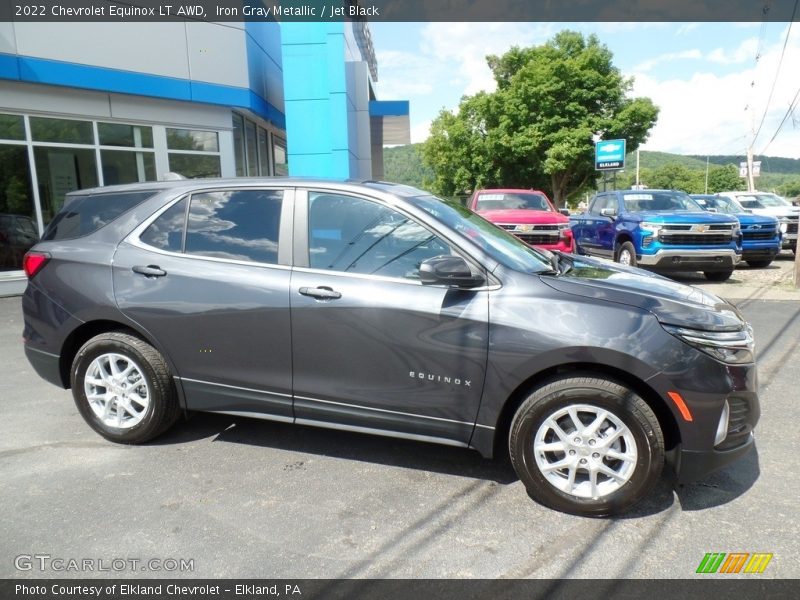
[509,376,664,517]
[615,241,637,267]
[704,270,734,281]
[71,332,180,444]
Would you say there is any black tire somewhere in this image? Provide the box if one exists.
[509,376,664,517]
[615,241,637,267]
[71,332,180,444]
[704,270,734,281]
[745,259,772,269]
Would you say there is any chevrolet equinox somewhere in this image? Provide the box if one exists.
[22,179,759,516]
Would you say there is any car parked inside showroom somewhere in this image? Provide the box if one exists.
[22,179,759,517]
[690,194,781,268]
[717,191,799,255]
[468,188,574,252]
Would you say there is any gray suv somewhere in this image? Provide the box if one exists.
[22,179,760,516]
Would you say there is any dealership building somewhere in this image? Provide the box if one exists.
[0,19,409,295]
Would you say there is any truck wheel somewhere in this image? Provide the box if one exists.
[615,241,637,267]
[509,376,664,517]
[746,259,772,269]
[704,270,733,282]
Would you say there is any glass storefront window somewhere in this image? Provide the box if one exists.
[232,114,245,177]
[168,154,221,179]
[98,123,154,148]
[258,128,270,176]
[30,117,94,145]
[0,144,38,272]
[273,137,288,176]
[101,150,156,185]
[245,120,258,176]
[33,146,99,225]
[0,114,25,141]
[166,128,219,152]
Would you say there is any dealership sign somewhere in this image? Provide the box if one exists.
[595,139,626,171]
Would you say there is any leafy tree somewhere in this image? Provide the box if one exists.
[645,164,704,193]
[422,31,659,206]
[706,164,745,193]
[777,178,800,198]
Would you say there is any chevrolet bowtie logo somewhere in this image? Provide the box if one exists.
[691,224,711,233]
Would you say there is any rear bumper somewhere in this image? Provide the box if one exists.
[637,248,741,271]
[24,344,64,388]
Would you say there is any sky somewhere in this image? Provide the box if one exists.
[369,22,800,159]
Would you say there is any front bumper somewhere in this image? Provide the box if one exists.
[637,248,741,271]
[671,432,755,483]
[781,232,797,249]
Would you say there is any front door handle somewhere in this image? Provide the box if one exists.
[299,286,342,300]
[132,265,167,278]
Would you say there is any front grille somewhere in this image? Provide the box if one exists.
[787,222,798,235]
[515,233,559,245]
[743,231,777,241]
[661,224,733,232]
[661,234,732,245]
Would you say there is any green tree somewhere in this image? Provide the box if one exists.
[645,163,705,193]
[777,178,800,198]
[707,164,744,193]
[422,31,659,206]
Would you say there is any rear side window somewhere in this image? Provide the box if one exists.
[42,190,159,241]
[184,190,283,264]
[140,197,188,252]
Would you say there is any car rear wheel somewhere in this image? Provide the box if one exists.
[615,241,637,267]
[71,332,180,444]
[746,259,772,269]
[509,376,664,517]
[704,270,734,281]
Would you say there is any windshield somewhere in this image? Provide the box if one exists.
[620,191,703,212]
[739,193,792,208]
[475,192,553,212]
[412,195,554,274]
[692,195,743,214]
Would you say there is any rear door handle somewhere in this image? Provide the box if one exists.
[132,265,167,278]
[299,286,342,300]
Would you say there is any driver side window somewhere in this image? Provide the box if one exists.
[307,192,454,280]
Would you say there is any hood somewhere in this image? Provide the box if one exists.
[736,213,779,226]
[746,206,800,218]
[478,208,567,224]
[540,254,745,331]
[623,211,739,225]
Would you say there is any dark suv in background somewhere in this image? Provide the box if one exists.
[22,179,759,516]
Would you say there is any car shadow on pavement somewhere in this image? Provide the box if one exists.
[152,411,520,485]
[673,446,761,512]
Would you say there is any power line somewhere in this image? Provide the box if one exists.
[759,85,800,155]
[752,0,799,147]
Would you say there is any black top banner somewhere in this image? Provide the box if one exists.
[2,0,800,22]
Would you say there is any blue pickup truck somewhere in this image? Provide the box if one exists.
[690,194,781,268]
[571,189,742,281]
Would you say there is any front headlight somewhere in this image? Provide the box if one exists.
[640,221,663,236]
[662,323,755,364]
[780,221,788,234]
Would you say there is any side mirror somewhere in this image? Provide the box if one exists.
[600,207,617,218]
[707,207,718,212]
[559,208,570,216]
[419,255,485,288]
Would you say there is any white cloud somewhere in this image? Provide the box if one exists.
[676,23,700,36]
[631,26,800,158]
[634,49,703,73]
[706,37,759,64]
[410,119,432,144]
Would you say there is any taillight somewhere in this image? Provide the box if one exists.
[23,251,50,278]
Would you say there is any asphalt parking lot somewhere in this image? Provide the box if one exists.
[2,253,799,579]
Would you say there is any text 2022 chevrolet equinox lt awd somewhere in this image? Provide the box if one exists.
[22,179,759,516]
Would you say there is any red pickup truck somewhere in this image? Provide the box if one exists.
[468,188,574,252]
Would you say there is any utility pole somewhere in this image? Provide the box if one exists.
[636,149,640,188]
[747,109,756,192]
